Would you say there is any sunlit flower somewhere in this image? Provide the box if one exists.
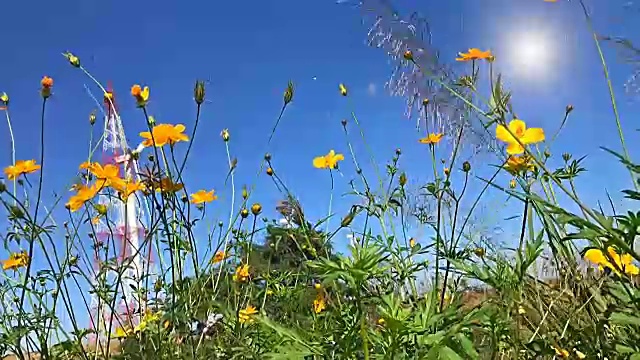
[495,119,545,155]
[139,124,189,147]
[110,178,146,201]
[66,183,101,212]
[2,251,30,271]
[313,295,326,314]
[584,247,640,276]
[418,133,443,145]
[153,177,184,193]
[114,326,133,338]
[503,155,535,175]
[79,162,120,186]
[131,84,150,107]
[456,48,493,62]
[212,251,227,264]
[238,305,258,324]
[41,76,54,98]
[313,150,344,170]
[233,264,250,282]
[4,160,41,180]
[190,190,217,204]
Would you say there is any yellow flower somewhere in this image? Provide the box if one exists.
[552,346,569,358]
[456,48,493,62]
[153,177,184,193]
[339,83,347,96]
[313,295,326,314]
[377,318,385,325]
[190,190,217,204]
[503,155,535,175]
[314,283,322,290]
[233,264,250,282]
[495,119,545,155]
[4,160,41,180]
[2,251,30,271]
[140,124,189,147]
[313,150,345,170]
[584,247,640,276]
[409,238,416,248]
[212,251,227,264]
[131,84,150,107]
[238,305,258,324]
[114,326,133,338]
[79,162,120,186]
[66,183,101,212]
[41,76,54,98]
[418,133,443,145]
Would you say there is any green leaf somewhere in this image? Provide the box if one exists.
[610,312,640,327]
[438,345,464,360]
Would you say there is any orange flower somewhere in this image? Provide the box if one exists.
[66,183,101,212]
[153,177,184,193]
[2,251,30,271]
[456,48,493,62]
[418,133,443,145]
[139,124,189,147]
[4,160,41,180]
[110,178,145,200]
[312,150,344,170]
[79,162,120,186]
[41,76,54,98]
[190,190,217,204]
[212,251,227,264]
[131,84,150,107]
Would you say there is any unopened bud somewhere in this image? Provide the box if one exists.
[473,247,485,257]
[403,50,413,60]
[339,83,347,97]
[89,112,96,126]
[444,168,450,176]
[544,150,551,158]
[147,116,156,127]
[264,153,272,161]
[242,186,248,199]
[565,104,574,114]
[221,129,230,142]
[251,203,262,216]
[341,211,355,227]
[194,80,206,105]
[422,98,429,106]
[462,161,471,173]
[240,208,249,219]
[395,148,401,156]
[218,221,224,227]
[64,52,81,68]
[266,167,274,176]
[93,204,108,216]
[0,92,8,105]
[399,172,407,186]
[509,179,516,189]
[562,153,571,162]
[341,119,347,127]
[283,81,294,105]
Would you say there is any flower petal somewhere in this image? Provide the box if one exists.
[506,142,524,155]
[522,128,545,144]
[313,157,326,169]
[507,119,526,136]
[495,125,516,143]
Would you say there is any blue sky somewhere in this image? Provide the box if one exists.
[1,0,640,336]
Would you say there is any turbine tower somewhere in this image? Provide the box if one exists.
[87,83,155,347]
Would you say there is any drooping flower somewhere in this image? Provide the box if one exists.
[2,251,30,271]
[418,133,443,145]
[4,160,41,180]
[131,84,150,107]
[503,155,535,175]
[456,48,493,62]
[312,150,344,170]
[495,119,545,155]
[233,264,250,282]
[212,251,227,264]
[238,305,258,324]
[584,247,640,276]
[139,124,189,147]
[190,190,217,204]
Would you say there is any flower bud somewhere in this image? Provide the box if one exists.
[509,179,516,189]
[395,148,401,156]
[341,119,347,127]
[194,80,206,105]
[473,247,485,257]
[341,211,355,227]
[562,153,571,162]
[89,111,96,126]
[403,50,413,60]
[565,104,574,114]
[147,116,156,127]
[241,208,249,218]
[444,168,450,176]
[41,76,54,99]
[266,167,274,176]
[339,83,347,97]
[544,150,551,158]
[93,204,108,216]
[251,203,262,216]
[283,81,294,105]
[399,172,407,186]
[462,161,471,172]
[422,98,429,106]
[218,221,224,227]
[221,129,230,142]
[0,92,9,106]
[0,181,6,193]
[64,52,81,68]
[242,186,248,199]
[264,153,272,161]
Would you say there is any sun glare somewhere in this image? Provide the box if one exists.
[505,30,554,80]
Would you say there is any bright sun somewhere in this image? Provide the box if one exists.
[505,30,554,79]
